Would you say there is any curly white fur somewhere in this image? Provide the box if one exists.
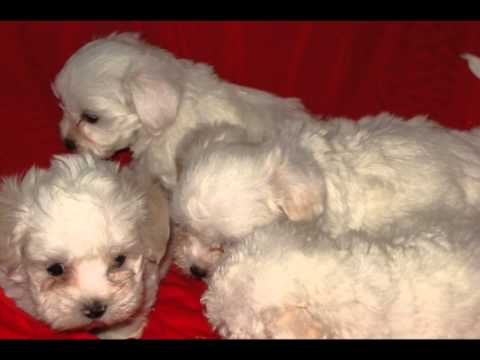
[52,32,313,191]
[171,112,480,277]
[203,218,480,339]
[0,154,171,339]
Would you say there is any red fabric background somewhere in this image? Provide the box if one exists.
[1,21,480,339]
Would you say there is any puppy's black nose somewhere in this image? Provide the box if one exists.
[64,138,77,151]
[190,265,208,279]
[83,301,107,319]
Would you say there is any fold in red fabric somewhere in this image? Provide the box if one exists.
[1,21,480,339]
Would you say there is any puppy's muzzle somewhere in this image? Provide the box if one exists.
[190,265,208,279]
[83,300,107,319]
[64,138,77,152]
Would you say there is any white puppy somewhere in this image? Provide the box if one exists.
[171,112,480,278]
[52,32,313,191]
[0,154,171,339]
[203,218,480,339]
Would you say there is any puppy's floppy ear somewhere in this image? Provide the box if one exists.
[123,59,183,136]
[0,168,48,275]
[268,146,325,222]
[141,182,171,264]
[0,175,30,273]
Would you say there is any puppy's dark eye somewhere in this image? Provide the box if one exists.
[114,255,126,268]
[81,112,99,124]
[47,263,64,277]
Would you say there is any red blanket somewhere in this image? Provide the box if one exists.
[1,21,480,339]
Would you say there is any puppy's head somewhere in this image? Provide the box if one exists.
[0,154,168,332]
[171,224,225,280]
[171,140,325,278]
[53,32,185,158]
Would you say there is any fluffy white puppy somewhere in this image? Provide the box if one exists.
[0,154,171,339]
[52,32,313,191]
[171,112,480,278]
[203,218,480,339]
